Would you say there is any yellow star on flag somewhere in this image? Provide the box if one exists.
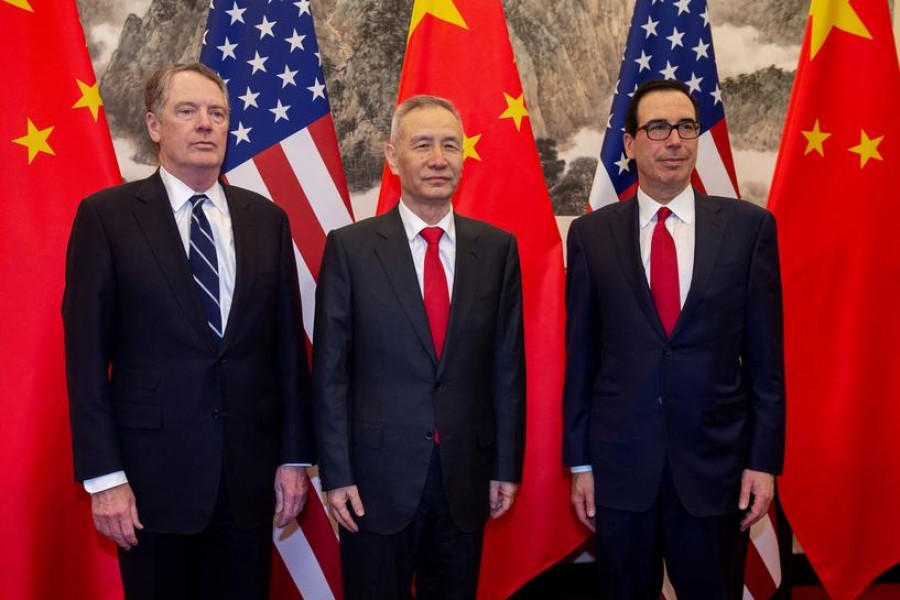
[409,0,468,38]
[12,118,55,164]
[848,130,884,168]
[463,133,482,162]
[802,119,831,156]
[808,0,872,60]
[2,0,33,11]
[73,79,104,121]
[499,92,529,132]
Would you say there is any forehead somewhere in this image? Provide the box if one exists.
[636,90,696,122]
[397,105,462,138]
[164,71,226,105]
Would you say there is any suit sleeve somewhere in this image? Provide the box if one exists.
[62,199,123,481]
[562,218,599,468]
[491,234,526,482]
[742,210,786,474]
[276,213,315,464]
[311,230,355,490]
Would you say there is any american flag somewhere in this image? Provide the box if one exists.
[588,0,782,598]
[589,0,739,208]
[200,1,351,598]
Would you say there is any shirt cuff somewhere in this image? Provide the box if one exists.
[84,471,128,494]
[570,465,592,474]
[280,463,311,468]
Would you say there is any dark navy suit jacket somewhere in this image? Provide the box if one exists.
[563,191,785,516]
[64,171,313,532]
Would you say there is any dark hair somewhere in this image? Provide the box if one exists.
[624,79,699,135]
[143,63,229,116]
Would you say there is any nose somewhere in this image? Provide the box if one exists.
[428,145,449,168]
[195,108,213,130]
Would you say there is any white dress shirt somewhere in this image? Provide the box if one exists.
[397,199,456,299]
[84,167,238,494]
[637,185,695,308]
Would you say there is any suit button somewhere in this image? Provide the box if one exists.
[662,347,673,357]
[433,381,444,391]
[425,430,434,440]
[657,396,663,405]
[218,358,228,365]
[212,408,221,420]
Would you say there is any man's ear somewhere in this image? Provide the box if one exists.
[146,112,161,143]
[384,141,399,176]
[623,133,635,160]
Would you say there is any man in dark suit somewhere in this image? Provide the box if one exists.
[312,95,526,599]
[563,79,785,599]
[63,63,313,599]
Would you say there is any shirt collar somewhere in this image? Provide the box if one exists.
[637,185,695,228]
[159,166,228,215]
[397,199,456,244]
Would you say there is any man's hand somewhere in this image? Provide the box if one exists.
[326,485,365,533]
[274,466,310,528]
[489,481,518,519]
[91,483,143,550]
[571,471,596,532]
[739,469,775,531]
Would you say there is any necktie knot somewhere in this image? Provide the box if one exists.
[189,194,208,210]
[657,206,672,223]
[420,226,444,246]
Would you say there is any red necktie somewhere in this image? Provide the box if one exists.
[650,207,680,337]
[420,227,450,360]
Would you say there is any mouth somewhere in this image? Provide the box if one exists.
[192,141,216,150]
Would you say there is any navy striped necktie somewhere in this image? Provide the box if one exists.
[188,194,223,345]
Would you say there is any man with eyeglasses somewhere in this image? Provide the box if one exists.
[563,79,785,599]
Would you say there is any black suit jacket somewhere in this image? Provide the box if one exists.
[312,206,526,534]
[63,171,313,533]
[563,191,785,516]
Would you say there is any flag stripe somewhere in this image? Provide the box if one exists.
[696,128,738,198]
[273,521,336,600]
[307,113,353,214]
[252,143,327,279]
[292,244,317,340]
[744,538,778,599]
[281,127,353,234]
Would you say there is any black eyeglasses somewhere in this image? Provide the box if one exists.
[636,120,702,141]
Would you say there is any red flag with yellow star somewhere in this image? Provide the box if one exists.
[0,1,121,597]
[376,1,588,597]
[769,1,900,597]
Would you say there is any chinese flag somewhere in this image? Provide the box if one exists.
[376,1,588,597]
[0,1,122,598]
[768,1,900,598]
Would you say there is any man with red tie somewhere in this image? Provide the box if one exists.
[312,95,526,599]
[563,79,786,600]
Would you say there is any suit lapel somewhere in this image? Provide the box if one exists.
[220,184,252,351]
[132,171,218,351]
[611,198,665,338]
[373,207,438,365]
[438,215,481,377]
[673,192,727,338]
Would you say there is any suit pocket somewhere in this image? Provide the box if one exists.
[111,367,160,390]
[352,422,383,449]
[114,402,162,430]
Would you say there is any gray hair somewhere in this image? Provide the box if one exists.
[390,95,462,141]
[143,62,230,116]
